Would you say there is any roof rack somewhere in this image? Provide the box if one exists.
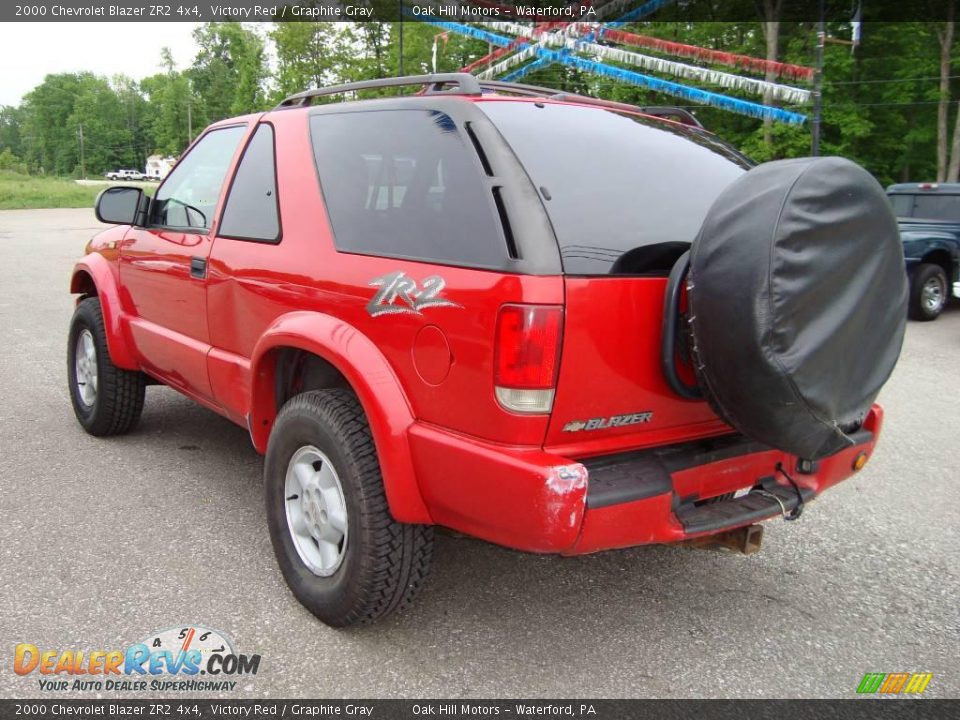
[275,73,702,128]
[275,73,482,108]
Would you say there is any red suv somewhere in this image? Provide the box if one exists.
[68,74,907,627]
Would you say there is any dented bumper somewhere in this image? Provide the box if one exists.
[408,405,883,555]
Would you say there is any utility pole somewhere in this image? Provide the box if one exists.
[77,123,86,179]
[399,13,405,77]
[811,0,825,156]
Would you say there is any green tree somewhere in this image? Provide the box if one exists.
[113,75,153,169]
[4,21,958,187]
[0,147,28,174]
[142,47,204,155]
[270,22,350,99]
[65,74,137,176]
[190,22,268,119]
[20,73,86,174]
[0,105,23,159]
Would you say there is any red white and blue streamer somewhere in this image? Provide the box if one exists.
[427,19,808,125]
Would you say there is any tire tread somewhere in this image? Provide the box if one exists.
[69,297,146,436]
[908,263,948,322]
[271,389,433,625]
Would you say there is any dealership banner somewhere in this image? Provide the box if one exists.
[2,700,959,719]
[2,0,958,23]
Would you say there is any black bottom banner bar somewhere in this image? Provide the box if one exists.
[1,700,956,720]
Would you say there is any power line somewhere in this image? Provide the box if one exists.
[655,100,949,109]
[831,74,960,85]
[815,100,949,107]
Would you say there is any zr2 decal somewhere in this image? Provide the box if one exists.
[367,271,462,317]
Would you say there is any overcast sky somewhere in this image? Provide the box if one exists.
[0,22,203,106]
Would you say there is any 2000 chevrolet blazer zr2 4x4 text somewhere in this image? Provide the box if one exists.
[67,74,908,627]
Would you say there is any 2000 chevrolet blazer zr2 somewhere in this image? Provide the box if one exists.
[67,74,908,627]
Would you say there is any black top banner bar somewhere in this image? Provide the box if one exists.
[2,699,958,720]
[2,0,959,23]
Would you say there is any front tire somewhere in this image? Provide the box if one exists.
[264,389,433,627]
[908,263,948,321]
[67,297,146,436]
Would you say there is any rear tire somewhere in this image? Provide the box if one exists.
[67,297,146,436]
[908,263,948,321]
[264,389,433,627]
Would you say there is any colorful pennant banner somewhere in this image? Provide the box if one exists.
[430,20,808,125]
[477,44,541,79]
[461,36,528,73]
[502,57,553,82]
[555,34,811,104]
[535,47,807,124]
[598,27,815,81]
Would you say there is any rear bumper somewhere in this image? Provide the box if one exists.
[409,405,883,555]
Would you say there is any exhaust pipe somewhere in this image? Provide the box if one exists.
[684,524,764,555]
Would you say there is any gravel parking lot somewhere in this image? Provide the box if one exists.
[0,208,957,699]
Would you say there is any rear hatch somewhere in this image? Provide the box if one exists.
[479,99,753,456]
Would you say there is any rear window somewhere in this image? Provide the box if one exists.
[309,109,508,269]
[889,193,960,221]
[479,101,751,275]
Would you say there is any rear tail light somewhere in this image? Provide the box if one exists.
[494,304,563,414]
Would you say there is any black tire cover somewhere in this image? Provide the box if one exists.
[687,156,907,460]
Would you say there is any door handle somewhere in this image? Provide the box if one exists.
[190,256,207,279]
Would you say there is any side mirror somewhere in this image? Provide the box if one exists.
[95,186,148,226]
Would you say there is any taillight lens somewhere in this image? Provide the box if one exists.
[494,304,563,413]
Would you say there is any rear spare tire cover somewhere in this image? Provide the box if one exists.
[687,156,906,460]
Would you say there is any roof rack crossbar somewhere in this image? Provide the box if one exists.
[276,73,483,108]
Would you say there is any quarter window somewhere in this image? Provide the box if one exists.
[219,124,281,243]
[309,109,506,268]
[151,126,245,231]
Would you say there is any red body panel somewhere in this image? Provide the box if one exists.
[247,310,432,523]
[71,227,139,370]
[547,277,729,457]
[71,99,888,555]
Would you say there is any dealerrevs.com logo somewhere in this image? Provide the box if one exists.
[14,626,261,692]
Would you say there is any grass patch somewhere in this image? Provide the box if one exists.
[0,171,154,210]
[0,171,100,210]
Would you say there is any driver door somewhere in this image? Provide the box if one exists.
[120,124,247,400]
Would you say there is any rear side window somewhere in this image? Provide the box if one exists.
[479,102,751,275]
[219,124,281,242]
[309,109,506,268]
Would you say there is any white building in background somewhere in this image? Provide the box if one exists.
[145,155,177,180]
